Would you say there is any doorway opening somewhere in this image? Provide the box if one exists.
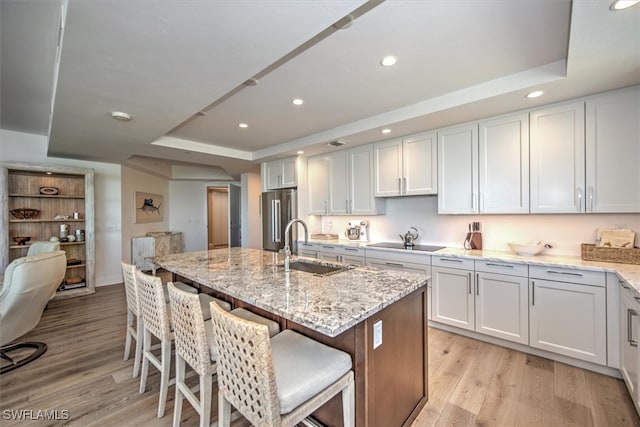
[207,187,228,249]
[207,184,241,250]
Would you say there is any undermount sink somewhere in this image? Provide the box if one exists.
[280,260,349,277]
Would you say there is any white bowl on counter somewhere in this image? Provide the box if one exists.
[508,241,547,256]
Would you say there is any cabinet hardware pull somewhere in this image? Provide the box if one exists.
[468,272,472,295]
[620,280,631,290]
[345,200,349,213]
[324,200,328,215]
[485,262,514,268]
[403,177,407,194]
[589,186,594,212]
[531,281,535,306]
[322,246,335,249]
[479,193,484,212]
[439,258,463,263]
[634,297,640,304]
[629,309,638,347]
[545,270,583,277]
[344,248,358,252]
[386,262,404,267]
[476,273,479,295]
[576,187,583,212]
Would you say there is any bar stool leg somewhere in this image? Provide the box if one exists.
[139,329,151,394]
[133,317,143,378]
[218,393,231,427]
[157,339,172,418]
[173,354,186,427]
[200,375,212,427]
[124,309,134,360]
[342,373,355,427]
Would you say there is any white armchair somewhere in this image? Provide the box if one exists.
[27,241,61,256]
[0,250,66,374]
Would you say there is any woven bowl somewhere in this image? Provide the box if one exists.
[508,241,546,256]
[10,208,40,220]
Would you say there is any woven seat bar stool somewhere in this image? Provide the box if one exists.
[135,270,228,418]
[122,262,201,378]
[209,301,355,427]
[168,283,280,427]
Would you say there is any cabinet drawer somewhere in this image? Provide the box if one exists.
[529,265,605,287]
[475,260,528,277]
[432,256,474,270]
[365,247,431,265]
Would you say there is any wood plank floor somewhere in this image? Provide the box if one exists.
[1,284,639,427]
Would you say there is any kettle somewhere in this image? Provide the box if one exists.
[399,227,419,248]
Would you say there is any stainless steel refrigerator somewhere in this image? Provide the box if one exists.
[262,189,297,252]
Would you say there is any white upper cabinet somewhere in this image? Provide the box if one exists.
[437,123,478,214]
[478,113,529,213]
[530,101,585,213]
[307,155,329,215]
[438,114,529,214]
[264,157,297,190]
[374,132,437,197]
[585,87,640,213]
[308,145,382,215]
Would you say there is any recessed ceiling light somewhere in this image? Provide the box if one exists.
[297,150,304,155]
[292,98,304,106]
[525,90,544,99]
[380,56,398,67]
[381,128,392,134]
[111,111,132,121]
[238,123,248,128]
[46,172,53,175]
[610,0,640,10]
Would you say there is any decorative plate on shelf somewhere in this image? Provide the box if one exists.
[39,186,59,195]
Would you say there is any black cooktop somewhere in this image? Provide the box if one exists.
[367,242,446,252]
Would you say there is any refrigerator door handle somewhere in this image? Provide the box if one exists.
[273,199,281,242]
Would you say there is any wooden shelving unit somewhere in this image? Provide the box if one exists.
[0,162,95,299]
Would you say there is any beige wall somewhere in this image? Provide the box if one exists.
[121,165,171,264]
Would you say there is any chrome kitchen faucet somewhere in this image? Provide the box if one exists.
[283,218,309,273]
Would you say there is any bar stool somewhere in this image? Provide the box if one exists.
[208,301,355,427]
[167,283,280,427]
[122,262,200,378]
[135,270,228,418]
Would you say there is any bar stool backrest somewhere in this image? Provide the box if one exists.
[209,301,280,427]
[122,262,139,317]
[135,270,172,341]
[167,282,216,377]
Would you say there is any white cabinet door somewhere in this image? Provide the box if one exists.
[476,271,528,344]
[349,145,379,215]
[403,132,437,195]
[432,266,475,331]
[437,123,478,214]
[478,113,529,213]
[280,158,297,188]
[307,156,329,215]
[620,281,640,410]
[530,102,585,213]
[374,139,403,197]
[265,158,297,190]
[586,87,640,213]
[328,151,349,214]
[529,279,606,365]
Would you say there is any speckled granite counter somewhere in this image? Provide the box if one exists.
[302,238,640,291]
[151,247,428,337]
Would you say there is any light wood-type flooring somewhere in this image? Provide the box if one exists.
[1,284,639,427]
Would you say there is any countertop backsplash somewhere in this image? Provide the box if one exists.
[307,196,640,257]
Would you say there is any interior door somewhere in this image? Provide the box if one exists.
[228,183,241,247]
[207,187,229,249]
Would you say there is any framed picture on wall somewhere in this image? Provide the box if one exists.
[134,191,163,223]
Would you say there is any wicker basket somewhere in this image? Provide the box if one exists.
[581,243,640,265]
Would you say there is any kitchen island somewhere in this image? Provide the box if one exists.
[152,247,429,427]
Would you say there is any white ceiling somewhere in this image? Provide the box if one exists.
[1,0,639,179]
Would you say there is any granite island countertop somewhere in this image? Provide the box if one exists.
[151,247,428,337]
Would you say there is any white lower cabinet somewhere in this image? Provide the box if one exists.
[298,242,365,266]
[431,257,475,331]
[529,266,607,365]
[475,261,529,345]
[620,280,640,412]
[432,258,528,345]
